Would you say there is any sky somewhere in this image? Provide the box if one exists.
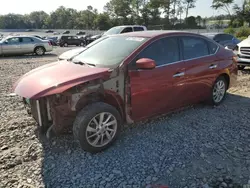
[0,0,245,17]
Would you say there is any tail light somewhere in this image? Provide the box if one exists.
[48,41,52,46]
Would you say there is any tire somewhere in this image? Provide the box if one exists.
[238,65,245,70]
[209,76,228,106]
[80,42,84,46]
[73,102,122,153]
[64,42,68,47]
[35,46,45,56]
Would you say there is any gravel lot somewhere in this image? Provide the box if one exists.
[0,47,250,188]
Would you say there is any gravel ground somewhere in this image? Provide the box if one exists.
[0,47,250,188]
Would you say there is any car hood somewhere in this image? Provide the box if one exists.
[13,61,110,99]
[237,38,250,47]
[58,47,86,60]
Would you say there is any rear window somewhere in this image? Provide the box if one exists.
[72,36,148,67]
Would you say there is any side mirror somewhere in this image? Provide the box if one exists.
[136,58,156,70]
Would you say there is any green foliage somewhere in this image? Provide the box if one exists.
[235,26,250,38]
[224,27,236,35]
[0,0,199,30]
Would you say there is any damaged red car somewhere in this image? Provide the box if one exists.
[13,31,238,153]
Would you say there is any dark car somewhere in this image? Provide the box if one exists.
[45,30,54,33]
[63,30,70,34]
[76,31,86,35]
[58,35,85,47]
[13,31,237,153]
[85,34,102,45]
[202,33,241,50]
[45,36,58,46]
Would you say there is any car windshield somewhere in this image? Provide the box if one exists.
[103,27,124,36]
[72,36,147,68]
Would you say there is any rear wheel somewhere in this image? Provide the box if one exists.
[210,76,227,106]
[35,46,45,56]
[73,102,122,153]
[238,65,245,70]
[64,42,68,47]
[80,42,84,46]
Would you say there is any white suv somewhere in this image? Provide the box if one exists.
[234,36,250,70]
[103,25,147,36]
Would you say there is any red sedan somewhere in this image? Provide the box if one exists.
[13,31,238,153]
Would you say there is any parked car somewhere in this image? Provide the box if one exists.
[86,25,147,44]
[202,33,241,50]
[57,35,85,47]
[58,37,106,60]
[12,31,237,153]
[45,30,54,33]
[44,36,58,46]
[0,35,53,56]
[63,30,70,34]
[76,31,86,35]
[233,36,250,70]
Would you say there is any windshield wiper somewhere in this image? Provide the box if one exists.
[73,60,95,67]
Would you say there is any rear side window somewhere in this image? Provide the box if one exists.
[181,36,209,60]
[136,37,180,66]
[22,37,34,43]
[121,27,133,33]
[208,41,218,54]
[134,27,144,32]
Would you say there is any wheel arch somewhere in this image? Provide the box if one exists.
[218,73,230,90]
[75,90,125,122]
[34,45,46,52]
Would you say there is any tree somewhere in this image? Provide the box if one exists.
[211,0,234,16]
[185,16,197,28]
[183,0,196,19]
[196,15,202,26]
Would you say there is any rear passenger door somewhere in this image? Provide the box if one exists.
[20,37,35,53]
[180,36,220,105]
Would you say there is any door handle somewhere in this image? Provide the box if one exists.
[173,72,185,78]
[209,64,217,69]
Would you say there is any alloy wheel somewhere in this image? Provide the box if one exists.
[213,80,226,103]
[85,112,117,147]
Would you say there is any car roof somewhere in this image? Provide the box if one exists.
[115,30,204,38]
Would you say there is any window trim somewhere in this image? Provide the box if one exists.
[127,34,220,71]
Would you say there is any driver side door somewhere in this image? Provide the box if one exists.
[128,36,186,121]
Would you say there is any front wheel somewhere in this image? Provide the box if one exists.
[73,102,122,153]
[210,76,227,106]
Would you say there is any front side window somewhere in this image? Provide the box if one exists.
[6,37,20,44]
[181,36,209,60]
[134,37,180,67]
[72,36,148,67]
[121,27,133,33]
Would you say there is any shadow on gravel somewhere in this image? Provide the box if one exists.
[0,53,58,59]
[37,93,250,188]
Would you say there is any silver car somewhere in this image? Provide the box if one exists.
[0,36,53,56]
